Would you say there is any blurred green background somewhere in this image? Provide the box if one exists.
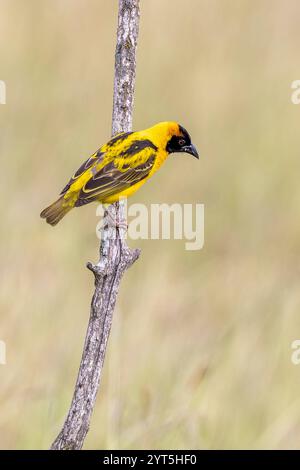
[1,0,300,449]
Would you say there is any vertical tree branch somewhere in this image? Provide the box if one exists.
[51,0,140,450]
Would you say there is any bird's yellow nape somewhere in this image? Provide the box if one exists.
[143,121,181,149]
[149,121,181,137]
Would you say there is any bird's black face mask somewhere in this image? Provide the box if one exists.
[166,125,199,159]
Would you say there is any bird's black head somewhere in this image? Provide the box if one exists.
[166,125,199,159]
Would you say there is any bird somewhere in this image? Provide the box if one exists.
[40,121,199,226]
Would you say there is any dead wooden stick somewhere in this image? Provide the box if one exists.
[51,0,140,450]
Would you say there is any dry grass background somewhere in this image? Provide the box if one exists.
[0,0,300,449]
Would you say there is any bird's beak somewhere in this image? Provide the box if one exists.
[181,143,199,159]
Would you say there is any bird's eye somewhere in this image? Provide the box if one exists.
[178,139,185,146]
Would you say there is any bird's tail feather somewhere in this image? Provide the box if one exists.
[40,197,72,226]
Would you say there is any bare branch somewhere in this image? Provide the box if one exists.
[51,0,141,450]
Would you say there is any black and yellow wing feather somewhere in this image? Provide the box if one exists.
[60,132,134,195]
[75,153,156,206]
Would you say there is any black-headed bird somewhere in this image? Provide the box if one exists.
[40,121,199,225]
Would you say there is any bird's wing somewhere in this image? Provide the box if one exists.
[60,150,105,195]
[75,154,156,206]
[60,132,133,195]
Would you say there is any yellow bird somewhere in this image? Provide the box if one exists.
[40,121,199,226]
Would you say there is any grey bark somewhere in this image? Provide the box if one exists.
[51,0,140,450]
